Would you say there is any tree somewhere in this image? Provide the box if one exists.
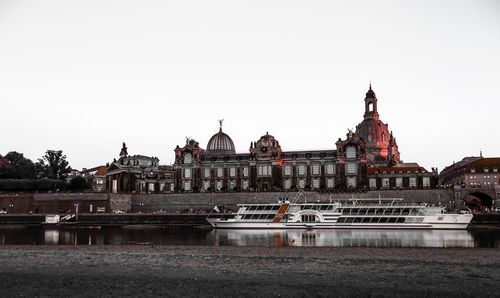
[0,151,36,179]
[69,176,88,192]
[38,150,72,180]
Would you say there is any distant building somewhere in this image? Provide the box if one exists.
[440,157,500,188]
[105,143,174,193]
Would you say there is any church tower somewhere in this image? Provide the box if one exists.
[355,84,401,166]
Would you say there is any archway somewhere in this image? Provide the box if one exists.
[464,192,493,211]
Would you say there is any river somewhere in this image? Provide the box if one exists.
[1,226,499,247]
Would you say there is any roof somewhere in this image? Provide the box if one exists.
[368,165,428,175]
[464,158,500,172]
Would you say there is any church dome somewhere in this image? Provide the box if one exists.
[206,124,235,154]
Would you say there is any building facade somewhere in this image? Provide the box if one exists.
[440,157,500,188]
[173,128,368,192]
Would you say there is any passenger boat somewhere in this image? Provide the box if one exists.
[206,193,473,230]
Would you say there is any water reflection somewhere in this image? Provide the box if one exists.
[208,229,479,248]
[0,226,499,248]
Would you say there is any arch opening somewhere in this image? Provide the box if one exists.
[464,192,493,211]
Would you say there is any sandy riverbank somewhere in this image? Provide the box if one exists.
[0,246,499,297]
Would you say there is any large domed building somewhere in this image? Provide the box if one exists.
[355,84,400,166]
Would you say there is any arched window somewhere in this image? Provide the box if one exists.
[184,153,192,164]
[368,102,374,112]
[346,146,357,159]
[381,132,386,142]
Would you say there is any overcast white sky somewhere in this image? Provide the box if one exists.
[0,0,499,171]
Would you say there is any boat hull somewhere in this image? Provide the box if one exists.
[207,215,472,230]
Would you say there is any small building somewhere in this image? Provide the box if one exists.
[105,143,174,193]
[367,163,437,190]
[80,166,107,192]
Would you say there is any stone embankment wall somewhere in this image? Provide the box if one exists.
[131,190,456,212]
[0,190,456,213]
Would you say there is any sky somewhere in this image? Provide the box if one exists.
[0,0,499,171]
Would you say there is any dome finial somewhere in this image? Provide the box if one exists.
[369,81,372,90]
[218,119,224,131]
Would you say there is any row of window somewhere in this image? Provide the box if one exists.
[184,164,350,179]
[470,167,498,173]
[469,175,498,180]
[470,182,498,186]
[369,177,430,188]
[337,217,408,224]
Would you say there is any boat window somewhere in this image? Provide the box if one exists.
[362,217,371,223]
[266,214,275,220]
[384,209,393,215]
[367,208,375,215]
[375,209,383,215]
[345,217,354,223]
[248,206,257,211]
[272,205,280,210]
[337,217,346,223]
[379,217,389,223]
[354,217,362,223]
[343,208,350,214]
[320,205,329,211]
[359,209,367,215]
[301,214,317,222]
[393,209,401,215]
[402,209,410,215]
[257,206,265,211]
[388,217,397,223]
[264,205,273,211]
[397,217,406,223]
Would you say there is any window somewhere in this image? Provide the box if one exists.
[396,178,403,188]
[326,164,334,175]
[369,178,377,189]
[242,180,249,190]
[346,146,357,159]
[229,180,236,190]
[382,178,390,188]
[423,177,430,187]
[347,177,357,188]
[184,168,191,178]
[327,179,334,189]
[298,179,305,189]
[312,164,320,175]
[346,163,357,174]
[284,179,291,190]
[184,153,192,164]
[217,168,223,177]
[184,181,191,191]
[409,177,417,188]
[484,168,489,173]
[471,168,476,173]
[312,179,320,189]
[494,168,498,173]
[284,165,291,176]
[204,168,210,178]
[258,165,271,176]
[203,181,210,191]
[243,167,249,177]
[216,181,222,190]
[298,165,305,176]
[229,167,236,177]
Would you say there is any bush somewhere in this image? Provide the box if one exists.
[0,178,67,192]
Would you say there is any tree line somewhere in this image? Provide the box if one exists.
[0,150,88,192]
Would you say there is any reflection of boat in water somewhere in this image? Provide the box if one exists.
[208,229,476,248]
[207,193,473,230]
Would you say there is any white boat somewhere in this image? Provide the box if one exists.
[207,194,473,230]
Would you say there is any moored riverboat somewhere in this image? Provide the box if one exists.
[207,194,472,230]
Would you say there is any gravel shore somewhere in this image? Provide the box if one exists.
[0,246,499,297]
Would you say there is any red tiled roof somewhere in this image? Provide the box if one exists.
[95,166,107,175]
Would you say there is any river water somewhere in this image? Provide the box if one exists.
[1,226,499,248]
